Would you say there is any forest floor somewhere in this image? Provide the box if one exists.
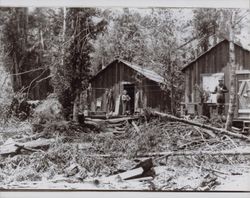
[0,110,250,191]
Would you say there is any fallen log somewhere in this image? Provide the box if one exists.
[84,118,107,126]
[82,147,250,158]
[84,120,102,129]
[140,149,250,158]
[0,138,54,156]
[194,126,216,138]
[23,138,54,149]
[115,126,127,131]
[153,111,250,142]
[0,144,18,156]
[127,176,153,182]
[113,131,125,134]
[107,116,139,124]
[107,167,144,181]
[14,144,44,153]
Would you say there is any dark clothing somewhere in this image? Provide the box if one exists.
[213,84,228,115]
[213,84,228,104]
[122,94,131,115]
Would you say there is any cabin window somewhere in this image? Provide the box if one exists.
[201,73,224,103]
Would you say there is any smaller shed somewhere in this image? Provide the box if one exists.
[89,59,169,115]
[181,39,250,120]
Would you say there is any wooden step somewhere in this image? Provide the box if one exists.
[243,121,250,131]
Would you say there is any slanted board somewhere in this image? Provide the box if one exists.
[114,94,121,115]
[238,80,250,110]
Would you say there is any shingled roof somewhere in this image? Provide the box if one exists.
[91,59,165,84]
[182,39,250,71]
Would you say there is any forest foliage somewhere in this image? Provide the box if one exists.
[0,7,248,118]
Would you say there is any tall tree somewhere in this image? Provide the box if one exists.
[225,10,244,130]
[192,8,220,53]
[1,8,57,99]
[55,8,106,121]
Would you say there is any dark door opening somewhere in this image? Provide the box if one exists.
[124,84,135,114]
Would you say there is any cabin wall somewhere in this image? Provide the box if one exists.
[143,78,169,112]
[184,40,230,105]
[91,61,121,111]
[183,40,250,117]
[235,44,250,70]
[90,61,166,113]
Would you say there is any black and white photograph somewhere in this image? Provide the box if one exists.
[0,0,249,192]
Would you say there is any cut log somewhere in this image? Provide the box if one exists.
[107,122,125,128]
[23,138,54,149]
[107,116,138,124]
[64,163,79,177]
[0,138,54,156]
[115,126,126,131]
[14,144,44,153]
[85,118,106,124]
[127,176,153,182]
[113,131,125,134]
[0,143,19,156]
[84,120,101,129]
[107,167,144,180]
[153,111,250,141]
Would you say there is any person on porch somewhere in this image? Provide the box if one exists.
[212,77,229,117]
[121,89,131,115]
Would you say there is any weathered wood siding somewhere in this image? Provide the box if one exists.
[183,40,250,117]
[90,60,168,112]
[183,40,250,104]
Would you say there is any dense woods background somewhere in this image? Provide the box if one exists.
[0,7,250,190]
[0,7,249,118]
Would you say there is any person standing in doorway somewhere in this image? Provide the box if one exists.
[212,77,229,118]
[122,89,131,115]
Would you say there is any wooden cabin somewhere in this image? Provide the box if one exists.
[181,39,250,121]
[89,59,169,115]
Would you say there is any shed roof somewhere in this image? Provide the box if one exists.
[181,39,250,72]
[91,59,165,84]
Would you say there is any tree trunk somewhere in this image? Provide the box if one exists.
[73,93,80,123]
[170,83,175,115]
[61,7,67,67]
[225,14,236,131]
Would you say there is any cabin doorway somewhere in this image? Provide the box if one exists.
[124,84,135,114]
